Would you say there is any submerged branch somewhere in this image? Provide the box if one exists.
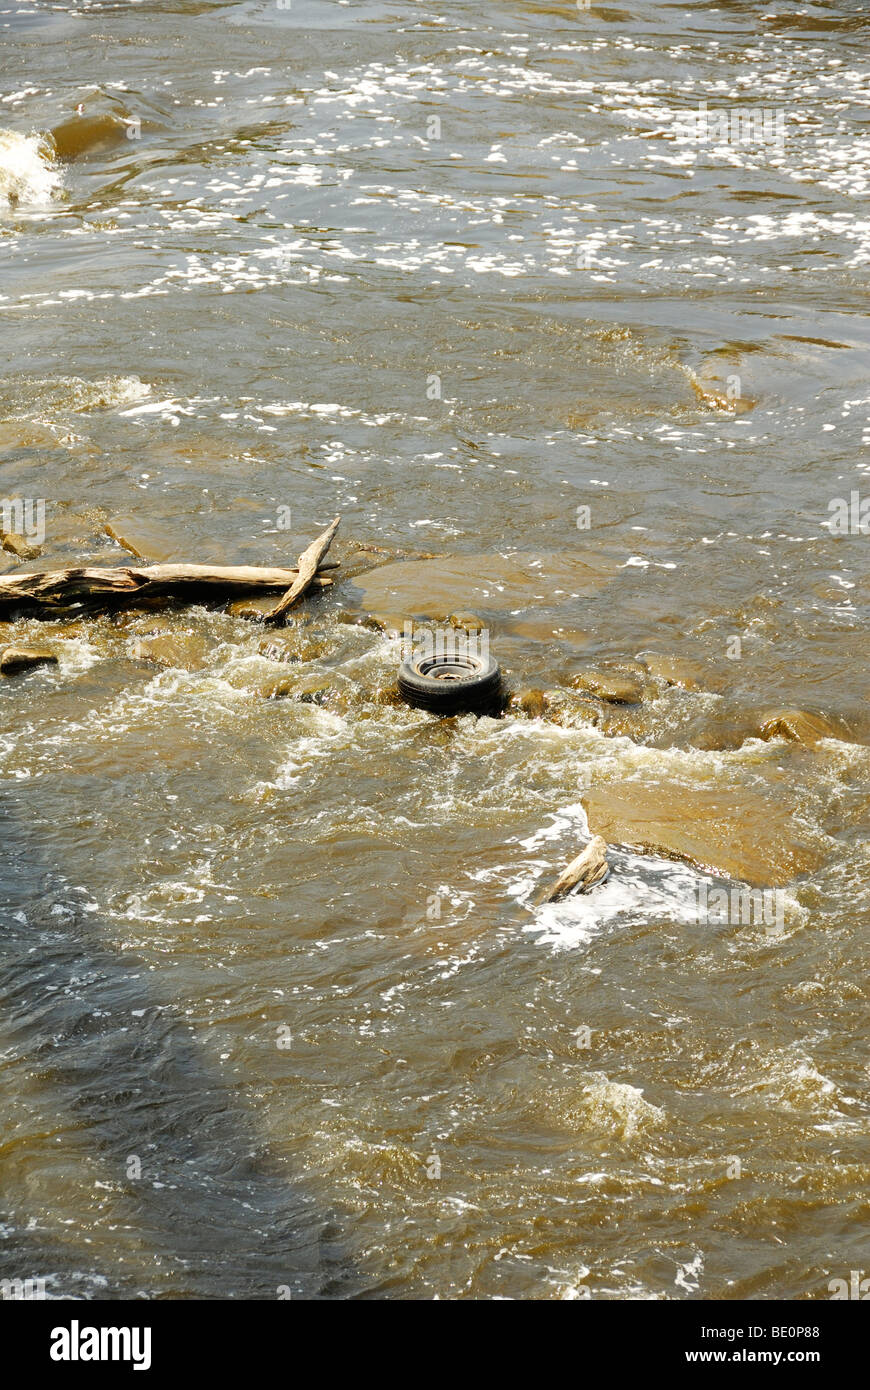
[540,835,610,903]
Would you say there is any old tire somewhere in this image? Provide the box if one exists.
[398,649,502,715]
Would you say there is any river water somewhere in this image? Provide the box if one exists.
[0,0,868,1300]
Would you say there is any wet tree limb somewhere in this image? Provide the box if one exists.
[264,516,341,625]
[540,835,610,903]
[0,563,334,614]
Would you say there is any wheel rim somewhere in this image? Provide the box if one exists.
[413,654,485,682]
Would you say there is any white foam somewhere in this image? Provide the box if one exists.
[520,850,703,951]
[0,128,62,211]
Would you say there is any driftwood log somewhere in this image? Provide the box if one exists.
[265,516,341,624]
[540,835,610,903]
[0,563,334,614]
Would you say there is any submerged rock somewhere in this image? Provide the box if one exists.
[374,682,403,708]
[593,703,657,744]
[0,646,58,675]
[130,633,210,672]
[637,651,707,691]
[1,532,42,561]
[572,668,644,705]
[104,516,183,563]
[336,610,379,630]
[757,708,839,748]
[582,780,826,887]
[449,611,485,634]
[543,689,605,729]
[503,617,592,646]
[508,688,548,719]
[351,549,621,621]
[361,612,405,636]
[257,632,326,664]
[49,112,131,160]
[293,676,340,708]
[227,596,274,620]
[258,639,292,664]
[262,678,294,701]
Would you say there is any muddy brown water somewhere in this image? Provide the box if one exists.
[0,1,869,1300]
